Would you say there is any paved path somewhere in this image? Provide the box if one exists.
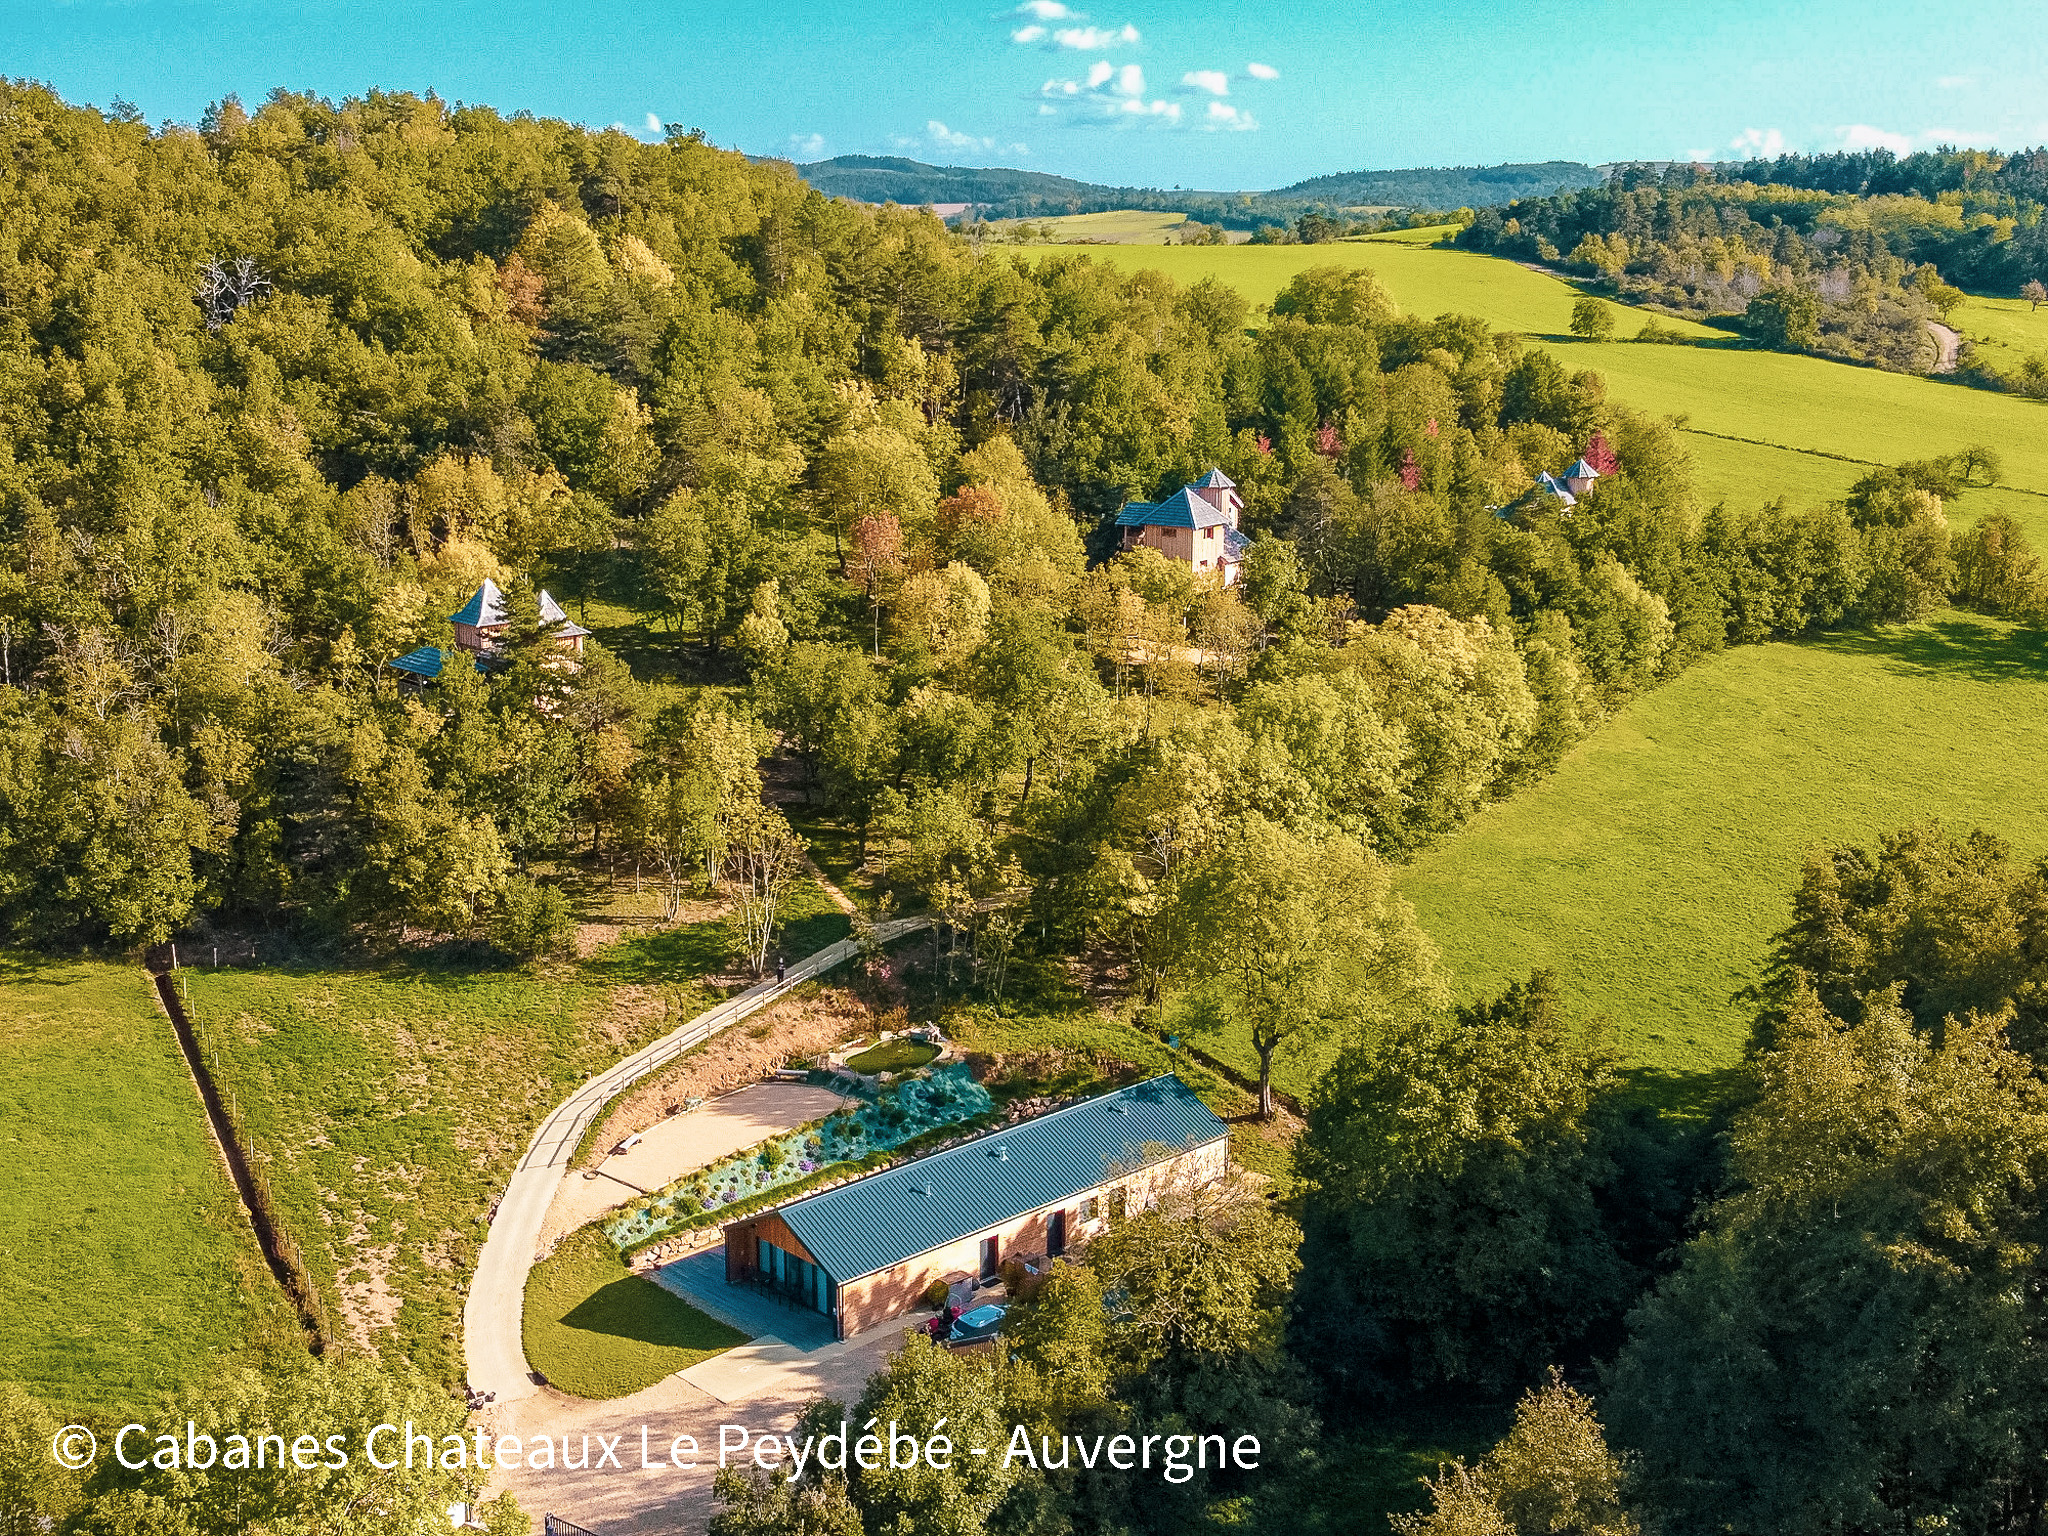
[463,915,924,1404]
[539,1082,851,1247]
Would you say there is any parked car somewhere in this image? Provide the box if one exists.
[946,1303,1007,1347]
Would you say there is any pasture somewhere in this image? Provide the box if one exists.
[0,955,301,1418]
[1396,610,2048,1104]
[179,885,846,1384]
[998,210,1194,244]
[1952,289,2048,375]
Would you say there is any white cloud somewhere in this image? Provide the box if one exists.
[927,119,997,152]
[1936,74,1974,89]
[1016,0,1069,15]
[1246,62,1279,80]
[1042,76,1080,94]
[1039,103,1058,114]
[1841,123,1912,154]
[1114,63,1144,96]
[1205,101,1258,131]
[1182,70,1230,95]
[1086,60,1114,88]
[1728,126,1785,158]
[1012,24,1046,42]
[1054,23,1138,48]
[788,131,826,158]
[644,112,663,135]
[1114,97,1181,120]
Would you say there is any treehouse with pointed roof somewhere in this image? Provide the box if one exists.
[1112,468,1250,586]
[386,577,590,683]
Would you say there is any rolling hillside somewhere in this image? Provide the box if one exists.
[789,155,1608,224]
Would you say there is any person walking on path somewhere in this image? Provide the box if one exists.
[775,954,787,983]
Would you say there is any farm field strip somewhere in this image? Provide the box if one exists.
[0,956,301,1417]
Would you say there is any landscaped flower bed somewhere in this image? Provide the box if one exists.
[603,1064,993,1249]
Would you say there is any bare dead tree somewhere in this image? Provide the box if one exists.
[196,256,272,331]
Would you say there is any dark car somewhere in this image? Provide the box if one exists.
[946,1302,1008,1347]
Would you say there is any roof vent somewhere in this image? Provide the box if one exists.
[989,1146,1009,1161]
[1111,1101,1130,1114]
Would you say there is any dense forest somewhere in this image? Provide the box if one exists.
[1457,151,2048,383]
[10,80,2048,1536]
[792,154,1603,231]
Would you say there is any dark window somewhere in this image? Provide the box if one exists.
[980,1234,1000,1280]
[1048,1210,1067,1256]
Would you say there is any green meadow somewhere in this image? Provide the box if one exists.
[1952,289,2048,373]
[0,956,301,1417]
[179,886,847,1384]
[1397,611,2048,1099]
[1003,209,1192,243]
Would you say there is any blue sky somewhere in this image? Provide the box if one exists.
[6,1,2047,189]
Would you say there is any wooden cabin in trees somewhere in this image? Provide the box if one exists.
[386,577,590,682]
[1113,468,1250,585]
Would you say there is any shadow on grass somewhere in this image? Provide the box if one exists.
[581,920,731,986]
[1805,615,2048,685]
[1319,1401,1514,1521]
[558,1275,745,1350]
[1617,1063,1745,1122]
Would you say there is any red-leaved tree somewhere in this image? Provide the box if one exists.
[1584,431,1619,476]
[847,512,905,656]
[1399,447,1420,492]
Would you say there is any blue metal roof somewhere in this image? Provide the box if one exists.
[1223,527,1251,558]
[1115,486,1233,531]
[771,1074,1228,1282]
[1563,458,1600,481]
[389,645,446,679]
[1193,467,1237,490]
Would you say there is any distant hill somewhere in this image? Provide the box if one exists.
[788,154,1610,228]
[787,156,1111,208]
[1269,161,1606,208]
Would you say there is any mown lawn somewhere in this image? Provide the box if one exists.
[523,1229,743,1399]
[1394,610,2048,1107]
[0,955,302,1418]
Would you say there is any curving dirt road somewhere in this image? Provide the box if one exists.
[1928,319,1961,373]
[461,915,928,1405]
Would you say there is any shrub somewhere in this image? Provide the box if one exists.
[489,875,577,960]
[923,1278,951,1309]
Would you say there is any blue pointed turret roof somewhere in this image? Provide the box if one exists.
[1193,467,1237,490]
[449,578,504,628]
[450,579,589,639]
[1563,458,1600,481]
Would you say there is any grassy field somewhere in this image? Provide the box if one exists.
[1953,290,2048,374]
[1389,609,2048,1107]
[997,210,1194,244]
[0,956,302,1418]
[180,884,847,1385]
[523,1228,743,1399]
